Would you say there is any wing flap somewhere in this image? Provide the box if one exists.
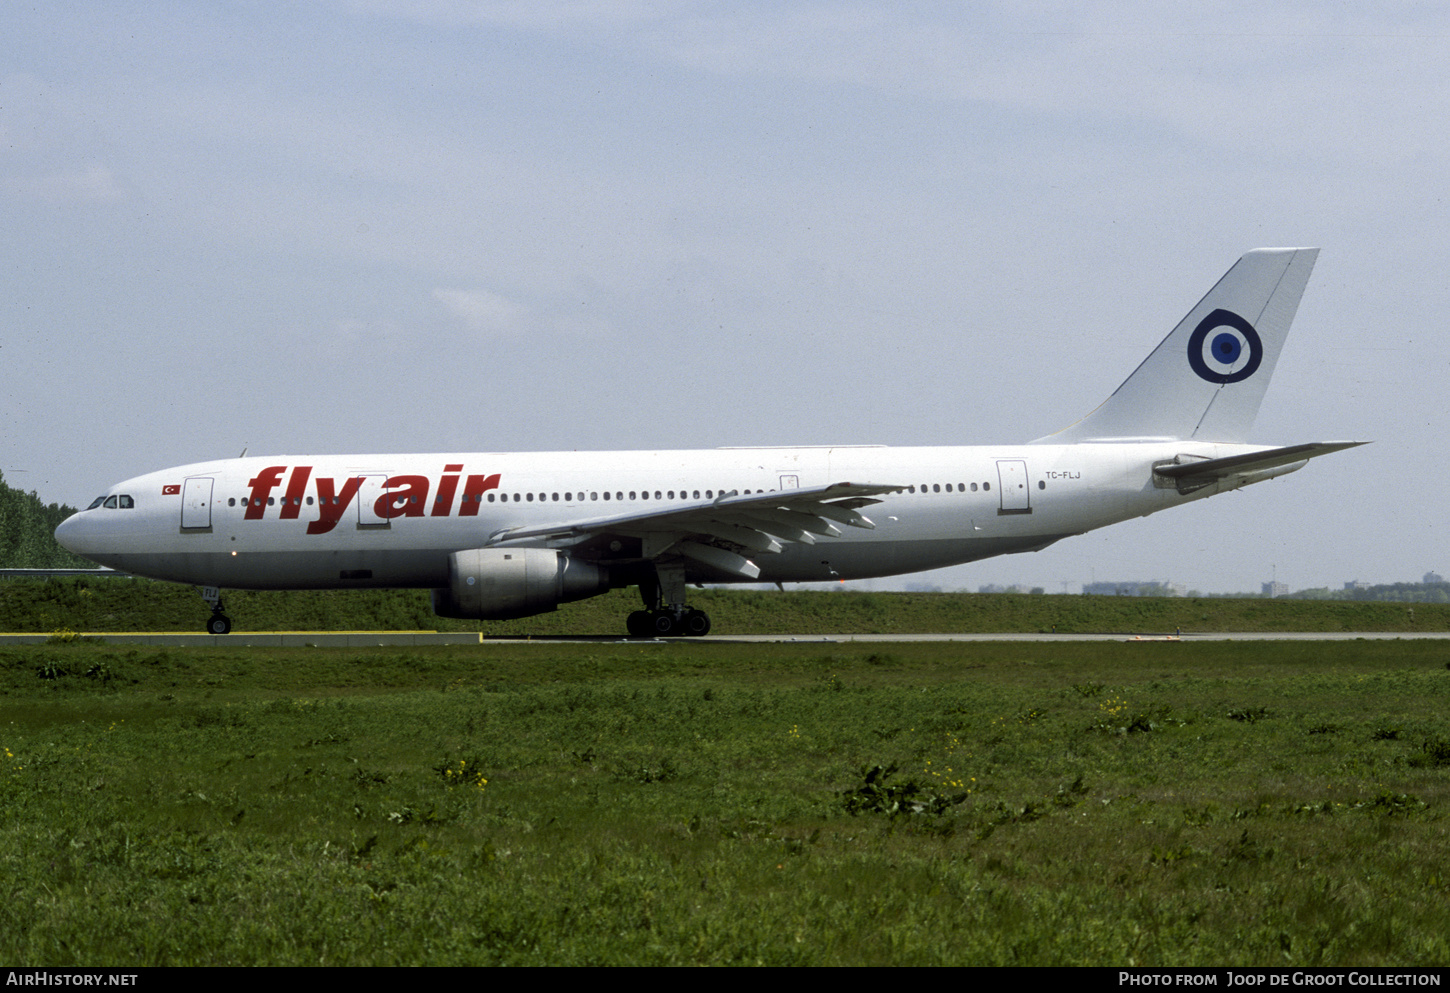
[677,541,761,580]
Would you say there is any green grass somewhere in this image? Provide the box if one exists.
[2,639,1448,965]
[4,577,1448,635]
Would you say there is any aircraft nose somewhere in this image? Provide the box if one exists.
[55,516,81,553]
[55,511,99,559]
[55,514,78,551]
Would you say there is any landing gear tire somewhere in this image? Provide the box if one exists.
[207,614,232,635]
[628,608,712,637]
[682,609,711,637]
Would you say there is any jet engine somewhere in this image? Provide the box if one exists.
[430,547,611,621]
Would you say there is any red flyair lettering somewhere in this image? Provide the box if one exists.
[245,466,287,520]
[375,475,430,519]
[458,473,501,516]
[279,466,312,520]
[307,476,365,535]
[432,464,464,517]
[244,465,503,533]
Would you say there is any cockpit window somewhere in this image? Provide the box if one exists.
[118,495,134,509]
[87,496,107,510]
[103,496,118,509]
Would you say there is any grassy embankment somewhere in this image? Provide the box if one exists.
[2,577,1446,634]
[2,638,1448,965]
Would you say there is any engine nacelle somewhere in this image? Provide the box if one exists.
[430,548,611,620]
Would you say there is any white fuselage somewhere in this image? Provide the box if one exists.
[55,441,1281,590]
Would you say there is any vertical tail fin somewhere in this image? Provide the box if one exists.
[1034,248,1318,444]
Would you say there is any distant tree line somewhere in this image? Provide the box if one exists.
[0,471,94,568]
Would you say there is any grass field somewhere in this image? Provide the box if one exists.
[2,637,1448,965]
[4,577,1449,635]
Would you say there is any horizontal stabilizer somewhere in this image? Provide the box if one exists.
[1154,442,1367,485]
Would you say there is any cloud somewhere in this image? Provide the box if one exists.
[433,287,529,335]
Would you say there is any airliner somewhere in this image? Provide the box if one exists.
[56,248,1363,636]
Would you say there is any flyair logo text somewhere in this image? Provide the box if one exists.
[244,465,501,535]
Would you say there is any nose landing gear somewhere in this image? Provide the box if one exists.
[199,586,232,635]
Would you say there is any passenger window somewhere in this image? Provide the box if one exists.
[932,484,940,493]
[984,482,991,491]
[971,483,978,492]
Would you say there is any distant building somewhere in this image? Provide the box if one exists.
[1344,580,1371,591]
[1082,581,1181,597]
[1262,581,1289,598]
[1424,571,1444,584]
[978,583,1032,594]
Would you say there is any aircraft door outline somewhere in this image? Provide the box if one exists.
[357,473,393,528]
[181,477,214,531]
[995,460,1032,515]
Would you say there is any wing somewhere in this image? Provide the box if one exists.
[482,481,906,579]
[1154,441,1367,491]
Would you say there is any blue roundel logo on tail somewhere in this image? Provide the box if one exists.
[1187,308,1262,384]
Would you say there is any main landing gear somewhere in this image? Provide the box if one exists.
[626,606,711,638]
[199,586,232,635]
[627,560,711,637]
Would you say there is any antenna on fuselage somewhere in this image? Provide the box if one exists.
[238,446,248,459]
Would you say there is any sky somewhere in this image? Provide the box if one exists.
[3,1,1445,595]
